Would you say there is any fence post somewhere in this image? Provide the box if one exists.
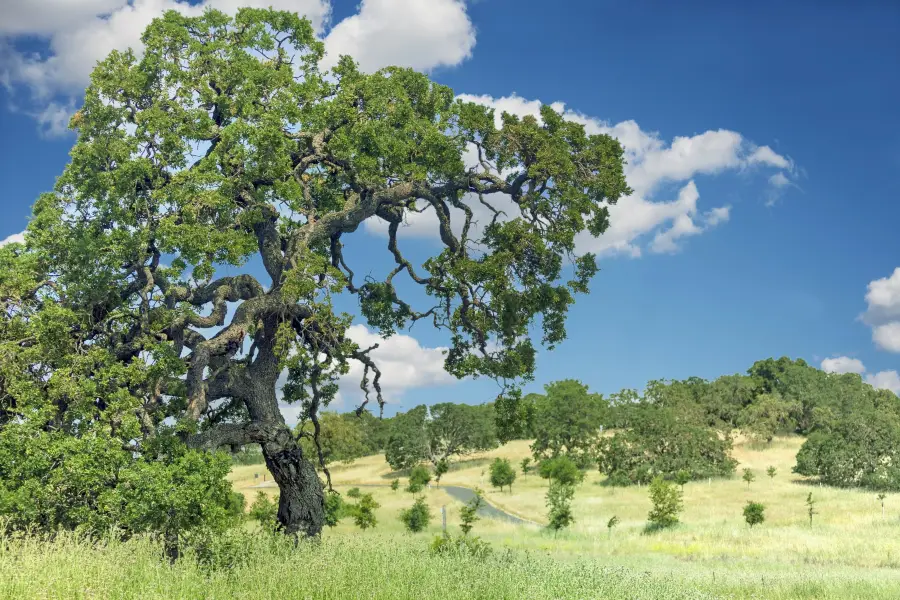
[442,506,447,534]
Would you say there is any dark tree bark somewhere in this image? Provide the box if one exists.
[262,440,325,536]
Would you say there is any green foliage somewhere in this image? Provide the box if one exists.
[598,403,737,485]
[347,487,362,499]
[646,477,683,531]
[386,403,498,471]
[324,492,345,528]
[434,458,450,486]
[743,501,765,528]
[794,385,900,491]
[674,469,691,491]
[546,481,576,532]
[529,380,606,466]
[297,412,371,466]
[248,492,278,528]
[538,456,585,487]
[430,532,492,558]
[489,458,517,491]
[521,457,532,474]
[767,466,777,480]
[225,492,247,522]
[399,497,432,533]
[0,5,629,539]
[349,493,380,530]
[742,468,756,488]
[390,478,400,491]
[408,465,432,493]
[229,446,266,466]
[739,392,793,444]
[459,488,485,536]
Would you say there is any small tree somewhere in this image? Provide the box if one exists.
[400,497,432,533]
[434,459,450,487]
[766,466,777,481]
[248,491,278,528]
[743,501,765,528]
[806,492,817,527]
[324,492,345,528]
[459,488,485,536]
[674,469,691,493]
[489,458,517,492]
[521,457,532,475]
[539,456,584,487]
[607,515,620,539]
[390,478,400,492]
[351,493,380,530]
[407,464,432,493]
[347,487,361,499]
[646,476,683,531]
[878,492,887,520]
[742,468,755,489]
[546,481,575,533]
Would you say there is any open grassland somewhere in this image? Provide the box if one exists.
[2,436,899,599]
[224,435,900,598]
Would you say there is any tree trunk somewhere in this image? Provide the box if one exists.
[262,440,325,537]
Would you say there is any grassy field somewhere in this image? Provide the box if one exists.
[227,435,900,598]
[4,436,900,599]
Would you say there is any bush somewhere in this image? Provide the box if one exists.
[459,488,484,536]
[434,458,450,485]
[430,532,492,558]
[742,468,755,488]
[743,501,765,528]
[489,458,517,491]
[324,492,345,528]
[350,493,380,530]
[225,491,247,522]
[538,456,584,486]
[248,491,278,528]
[646,476,683,531]
[407,465,432,493]
[347,487,362,498]
[399,497,432,533]
[546,481,575,532]
[390,478,400,491]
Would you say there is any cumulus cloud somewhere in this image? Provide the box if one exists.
[862,268,900,352]
[0,231,25,247]
[865,370,900,395]
[368,93,789,257]
[321,0,475,72]
[277,324,455,424]
[1,0,475,130]
[820,356,866,375]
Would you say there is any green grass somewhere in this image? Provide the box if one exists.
[6,435,900,599]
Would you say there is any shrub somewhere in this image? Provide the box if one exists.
[347,487,362,499]
[399,497,432,533]
[459,488,485,536]
[742,468,755,488]
[743,501,765,527]
[489,458,517,492]
[430,532,492,558]
[350,493,380,530]
[434,459,449,486]
[407,465,432,493]
[766,466,777,480]
[225,492,246,522]
[521,457,532,474]
[646,476,683,531]
[390,478,400,491]
[539,456,584,486]
[674,469,691,491]
[324,492,345,528]
[248,491,278,528]
[546,481,575,532]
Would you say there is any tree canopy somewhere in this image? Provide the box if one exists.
[0,7,629,537]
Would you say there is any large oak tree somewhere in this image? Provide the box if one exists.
[0,8,629,537]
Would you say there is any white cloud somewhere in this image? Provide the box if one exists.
[820,356,866,375]
[769,172,791,188]
[862,268,900,353]
[0,231,25,247]
[321,0,475,72]
[277,324,455,423]
[865,370,900,395]
[873,323,900,353]
[370,93,787,257]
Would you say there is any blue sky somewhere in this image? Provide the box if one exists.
[1,0,899,415]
